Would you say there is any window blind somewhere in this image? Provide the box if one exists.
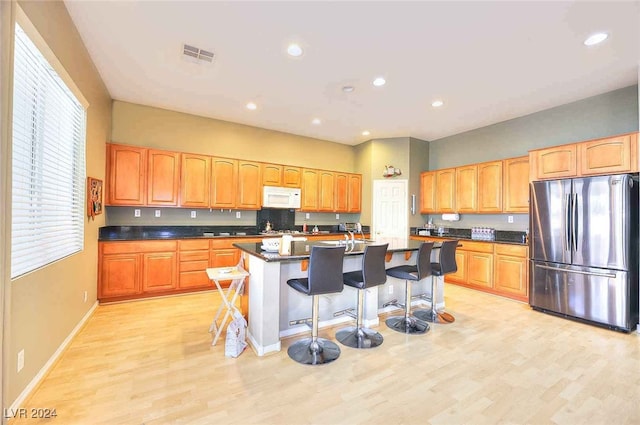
[11,24,86,279]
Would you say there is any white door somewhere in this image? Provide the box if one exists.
[372,179,408,241]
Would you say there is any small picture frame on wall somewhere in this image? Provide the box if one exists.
[87,177,103,220]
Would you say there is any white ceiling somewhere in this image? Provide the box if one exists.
[63,1,639,146]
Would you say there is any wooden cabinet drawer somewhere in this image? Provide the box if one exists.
[179,251,209,262]
[178,239,209,250]
[494,244,528,257]
[180,259,209,272]
[457,240,493,253]
[179,271,212,289]
[101,240,177,255]
[210,239,235,249]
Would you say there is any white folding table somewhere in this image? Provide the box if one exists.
[206,265,250,346]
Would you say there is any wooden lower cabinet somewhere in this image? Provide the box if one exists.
[99,253,141,298]
[409,236,528,302]
[99,240,177,301]
[142,252,178,292]
[467,251,493,288]
[493,244,529,301]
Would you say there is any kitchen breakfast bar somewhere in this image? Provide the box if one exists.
[233,238,445,356]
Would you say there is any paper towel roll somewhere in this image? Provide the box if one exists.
[441,213,460,221]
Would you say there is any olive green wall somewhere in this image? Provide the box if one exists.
[353,137,429,227]
[111,101,356,172]
[428,85,639,170]
[3,0,112,407]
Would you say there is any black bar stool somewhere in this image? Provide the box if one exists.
[286,245,346,365]
[383,242,433,334]
[415,240,458,324]
[336,243,389,349]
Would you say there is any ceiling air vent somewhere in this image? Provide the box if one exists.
[182,44,214,63]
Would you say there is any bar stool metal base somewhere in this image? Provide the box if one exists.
[385,316,430,334]
[336,326,383,349]
[414,308,455,324]
[287,337,341,365]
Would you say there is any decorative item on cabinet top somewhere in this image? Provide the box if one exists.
[382,165,402,177]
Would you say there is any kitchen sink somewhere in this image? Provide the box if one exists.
[320,239,370,246]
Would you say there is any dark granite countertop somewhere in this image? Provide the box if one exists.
[98,225,371,241]
[410,227,528,246]
[234,239,443,262]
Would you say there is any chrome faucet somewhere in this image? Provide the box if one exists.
[348,231,355,243]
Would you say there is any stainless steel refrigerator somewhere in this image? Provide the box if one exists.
[529,174,639,332]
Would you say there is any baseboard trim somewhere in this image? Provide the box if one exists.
[9,301,99,411]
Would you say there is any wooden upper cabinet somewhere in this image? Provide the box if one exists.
[436,168,456,212]
[210,157,238,208]
[579,133,638,175]
[301,168,319,211]
[107,144,147,205]
[261,163,282,186]
[334,173,348,212]
[347,174,362,213]
[237,160,261,209]
[180,153,211,207]
[530,132,638,181]
[503,156,529,213]
[530,144,578,180]
[147,149,180,206]
[477,161,502,213]
[455,165,477,213]
[420,171,436,213]
[318,171,335,211]
[282,166,302,188]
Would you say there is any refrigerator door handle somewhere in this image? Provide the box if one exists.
[564,193,571,252]
[534,264,617,279]
[572,193,578,252]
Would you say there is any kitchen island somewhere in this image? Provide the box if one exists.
[233,238,445,356]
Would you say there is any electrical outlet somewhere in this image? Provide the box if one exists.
[83,291,88,303]
[134,209,141,217]
[508,215,514,223]
[388,285,393,295]
[236,211,241,218]
[305,213,310,219]
[190,211,197,218]
[17,349,24,372]
[336,213,340,219]
[155,210,161,217]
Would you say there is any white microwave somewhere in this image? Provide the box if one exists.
[262,186,301,209]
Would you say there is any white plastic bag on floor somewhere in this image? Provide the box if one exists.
[225,311,247,358]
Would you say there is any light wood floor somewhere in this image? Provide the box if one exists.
[12,285,640,425]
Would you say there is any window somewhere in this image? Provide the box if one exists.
[11,23,86,279]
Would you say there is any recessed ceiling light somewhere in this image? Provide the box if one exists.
[312,118,321,125]
[584,32,608,46]
[287,43,303,57]
[342,86,355,93]
[432,100,444,108]
[373,77,386,87]
[246,102,257,110]
[362,130,370,136]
